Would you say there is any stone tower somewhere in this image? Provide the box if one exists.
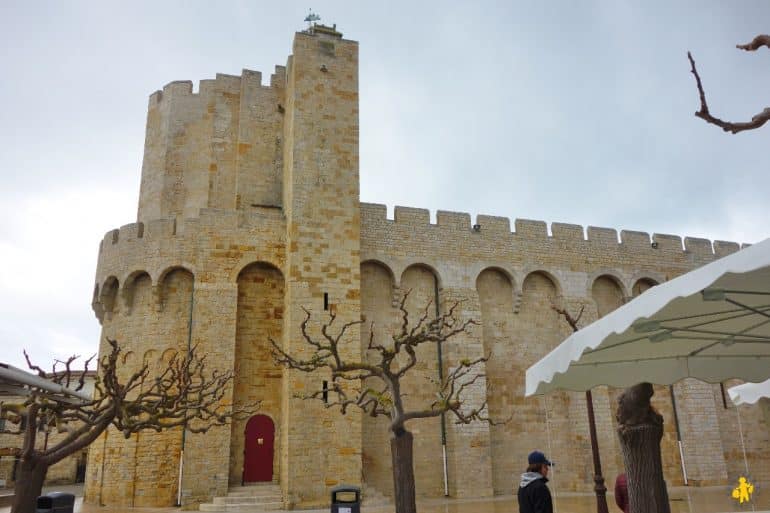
[87,25,361,509]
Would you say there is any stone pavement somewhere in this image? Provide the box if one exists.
[2,484,768,513]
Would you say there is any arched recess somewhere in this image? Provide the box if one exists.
[476,268,515,494]
[121,271,152,314]
[398,264,443,497]
[632,277,658,297]
[131,268,192,506]
[100,276,119,315]
[360,260,397,495]
[229,262,285,486]
[591,274,626,318]
[506,271,578,491]
[158,266,194,310]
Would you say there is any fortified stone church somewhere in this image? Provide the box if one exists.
[85,25,769,509]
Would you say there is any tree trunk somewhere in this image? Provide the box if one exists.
[616,383,670,513]
[12,457,49,513]
[390,429,417,513]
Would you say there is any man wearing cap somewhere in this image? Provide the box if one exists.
[517,450,554,513]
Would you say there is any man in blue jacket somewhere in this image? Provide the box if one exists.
[517,450,554,513]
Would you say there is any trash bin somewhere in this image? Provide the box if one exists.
[36,492,75,513]
[330,485,360,513]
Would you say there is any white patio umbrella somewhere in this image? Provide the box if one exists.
[526,238,770,396]
[729,378,770,406]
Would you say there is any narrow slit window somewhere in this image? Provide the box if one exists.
[322,380,329,404]
[324,292,329,311]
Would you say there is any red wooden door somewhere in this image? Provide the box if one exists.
[243,415,274,482]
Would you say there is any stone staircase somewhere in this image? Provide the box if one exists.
[199,483,283,512]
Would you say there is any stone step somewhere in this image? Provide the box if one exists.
[213,495,282,505]
[225,488,281,497]
[199,501,283,512]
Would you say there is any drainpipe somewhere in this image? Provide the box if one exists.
[434,278,449,496]
[177,276,195,506]
[669,385,687,485]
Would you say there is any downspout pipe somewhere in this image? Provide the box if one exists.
[434,278,449,496]
[177,276,195,506]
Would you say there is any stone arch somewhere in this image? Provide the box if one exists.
[157,264,194,287]
[100,276,119,314]
[398,261,444,290]
[158,267,194,311]
[360,260,398,495]
[121,350,135,366]
[591,274,626,318]
[475,266,516,291]
[632,277,659,297]
[475,267,515,494]
[521,268,563,298]
[231,257,283,283]
[140,349,156,365]
[121,271,151,313]
[586,270,628,299]
[230,261,285,486]
[361,258,396,286]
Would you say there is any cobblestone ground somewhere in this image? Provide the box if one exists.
[2,484,768,513]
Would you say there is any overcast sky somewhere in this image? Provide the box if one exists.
[1,1,768,370]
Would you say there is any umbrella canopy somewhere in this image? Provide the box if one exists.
[526,238,770,396]
[728,378,770,405]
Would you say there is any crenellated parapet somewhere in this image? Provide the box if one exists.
[361,202,741,257]
[360,202,745,294]
[138,67,289,222]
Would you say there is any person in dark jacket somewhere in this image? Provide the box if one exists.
[518,450,554,513]
[614,473,629,513]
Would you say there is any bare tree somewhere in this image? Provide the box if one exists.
[1,339,255,513]
[688,34,770,133]
[271,293,493,513]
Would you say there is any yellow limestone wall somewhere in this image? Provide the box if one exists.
[85,26,767,509]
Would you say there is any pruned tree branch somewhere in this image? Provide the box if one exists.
[552,303,584,333]
[736,34,770,52]
[687,37,770,134]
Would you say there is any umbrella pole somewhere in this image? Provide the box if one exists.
[586,390,609,513]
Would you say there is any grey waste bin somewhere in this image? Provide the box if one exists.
[36,492,75,513]
[330,485,360,513]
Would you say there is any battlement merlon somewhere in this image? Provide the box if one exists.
[360,202,744,258]
[146,66,289,107]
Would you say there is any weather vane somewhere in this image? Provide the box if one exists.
[304,8,320,29]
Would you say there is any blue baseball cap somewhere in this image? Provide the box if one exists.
[528,450,554,466]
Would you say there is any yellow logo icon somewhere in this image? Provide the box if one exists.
[732,476,754,504]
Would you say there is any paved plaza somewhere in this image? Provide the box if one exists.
[3,483,768,513]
